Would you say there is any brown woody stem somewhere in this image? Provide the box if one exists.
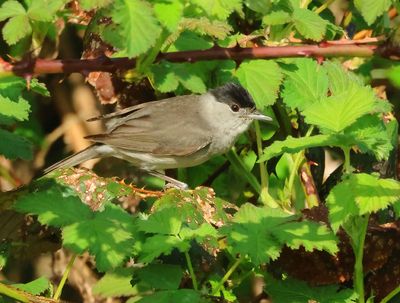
[1,44,380,76]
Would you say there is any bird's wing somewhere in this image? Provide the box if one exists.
[86,95,213,156]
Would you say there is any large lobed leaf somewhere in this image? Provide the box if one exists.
[108,0,162,58]
[281,59,328,111]
[327,173,400,233]
[222,203,337,265]
[354,0,393,25]
[14,179,137,271]
[236,60,283,109]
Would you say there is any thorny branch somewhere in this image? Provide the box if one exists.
[1,41,393,77]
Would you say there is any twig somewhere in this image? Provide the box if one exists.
[1,44,380,76]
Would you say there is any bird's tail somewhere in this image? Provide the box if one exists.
[44,145,104,174]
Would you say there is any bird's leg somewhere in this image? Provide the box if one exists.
[146,170,189,190]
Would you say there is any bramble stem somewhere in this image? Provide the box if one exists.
[380,284,400,303]
[254,121,268,193]
[0,282,29,302]
[184,251,198,291]
[53,254,77,300]
[213,256,243,296]
[315,0,336,14]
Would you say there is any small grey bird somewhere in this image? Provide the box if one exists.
[45,83,271,188]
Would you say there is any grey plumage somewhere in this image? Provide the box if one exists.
[44,83,271,187]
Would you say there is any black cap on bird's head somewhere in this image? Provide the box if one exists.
[210,82,255,109]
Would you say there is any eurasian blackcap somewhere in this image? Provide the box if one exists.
[45,83,272,188]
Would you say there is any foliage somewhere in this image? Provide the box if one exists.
[0,1,399,303]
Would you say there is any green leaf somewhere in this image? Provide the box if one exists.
[282,59,328,111]
[80,0,113,10]
[14,180,92,227]
[193,0,242,20]
[154,0,183,32]
[15,180,136,271]
[259,134,338,161]
[265,276,358,303]
[0,95,30,121]
[387,65,400,88]
[137,207,182,235]
[138,289,205,303]
[323,61,363,95]
[244,0,271,14]
[303,82,376,132]
[292,8,328,41]
[274,221,338,254]
[93,268,139,297]
[109,0,162,58]
[327,173,400,233]
[222,204,292,265]
[0,128,32,160]
[263,11,291,25]
[151,61,207,93]
[139,234,190,263]
[13,277,50,295]
[236,60,283,109]
[62,203,136,271]
[168,31,213,51]
[136,264,183,290]
[354,0,392,25]
[2,14,31,45]
[342,114,393,161]
[0,0,25,21]
[27,0,65,22]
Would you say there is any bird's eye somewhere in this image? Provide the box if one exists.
[231,104,240,112]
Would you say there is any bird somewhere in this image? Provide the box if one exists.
[44,82,272,189]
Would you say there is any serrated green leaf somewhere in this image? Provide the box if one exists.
[154,0,183,32]
[222,204,294,265]
[0,128,32,160]
[14,180,92,226]
[263,11,291,25]
[80,0,113,10]
[179,17,232,40]
[168,31,213,51]
[236,60,283,109]
[354,0,392,25]
[323,61,363,95]
[282,59,328,111]
[93,268,140,297]
[342,114,393,160]
[193,0,242,20]
[13,277,50,295]
[0,95,30,121]
[110,0,162,58]
[138,289,205,303]
[63,203,136,271]
[0,0,25,21]
[151,61,207,93]
[292,8,328,41]
[2,14,31,45]
[327,174,400,233]
[137,207,182,235]
[139,234,190,263]
[27,0,64,22]
[136,264,182,290]
[303,82,376,132]
[15,179,136,271]
[274,221,338,254]
[265,276,358,303]
[259,134,338,161]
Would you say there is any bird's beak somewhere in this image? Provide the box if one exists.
[246,110,273,122]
